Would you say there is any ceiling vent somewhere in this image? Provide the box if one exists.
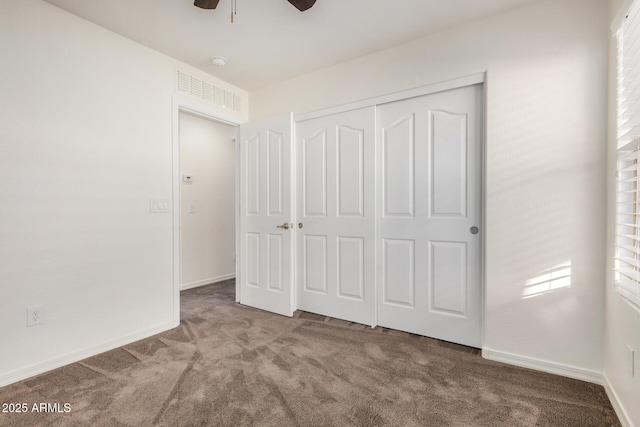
[176,70,242,113]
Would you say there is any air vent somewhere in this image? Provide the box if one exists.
[176,70,242,113]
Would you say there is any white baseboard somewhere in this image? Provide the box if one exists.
[603,374,634,427]
[0,321,175,388]
[180,273,235,291]
[482,347,603,384]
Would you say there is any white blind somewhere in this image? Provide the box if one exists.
[615,0,640,308]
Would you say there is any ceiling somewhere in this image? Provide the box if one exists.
[43,0,535,91]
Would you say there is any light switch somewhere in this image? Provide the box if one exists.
[150,198,170,213]
[188,203,195,213]
[183,174,194,183]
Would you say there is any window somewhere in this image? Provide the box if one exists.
[615,0,640,308]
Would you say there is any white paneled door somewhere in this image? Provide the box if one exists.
[377,84,482,347]
[296,107,376,325]
[237,113,294,317]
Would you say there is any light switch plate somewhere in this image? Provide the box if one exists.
[149,198,170,213]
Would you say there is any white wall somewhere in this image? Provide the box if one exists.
[605,1,640,425]
[179,112,236,289]
[0,0,245,386]
[252,0,609,379]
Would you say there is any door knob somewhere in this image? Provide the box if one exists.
[277,222,290,230]
[470,226,479,235]
[298,223,303,229]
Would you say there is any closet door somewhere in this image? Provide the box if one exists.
[237,113,294,317]
[296,107,375,325]
[377,85,483,347]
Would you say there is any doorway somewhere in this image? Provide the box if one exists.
[178,111,237,291]
[171,97,242,327]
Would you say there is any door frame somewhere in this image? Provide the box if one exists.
[171,95,243,327]
[295,73,485,121]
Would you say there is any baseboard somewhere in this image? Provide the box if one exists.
[603,374,634,427]
[180,274,235,291]
[0,321,175,388]
[482,347,603,385]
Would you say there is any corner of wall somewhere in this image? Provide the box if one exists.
[603,374,634,427]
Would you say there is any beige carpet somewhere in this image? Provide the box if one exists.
[0,280,619,426]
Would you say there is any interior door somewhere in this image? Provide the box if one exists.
[376,85,483,347]
[237,113,294,316]
[296,107,376,325]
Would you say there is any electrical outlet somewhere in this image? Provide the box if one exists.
[27,305,44,327]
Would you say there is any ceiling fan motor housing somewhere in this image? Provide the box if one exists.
[193,0,316,12]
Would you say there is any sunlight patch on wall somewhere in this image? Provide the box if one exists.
[523,261,572,299]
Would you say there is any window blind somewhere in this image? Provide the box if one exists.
[615,0,640,308]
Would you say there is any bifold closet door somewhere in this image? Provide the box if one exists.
[296,107,375,326]
[377,85,483,348]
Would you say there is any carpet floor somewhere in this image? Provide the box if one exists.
[0,280,620,426]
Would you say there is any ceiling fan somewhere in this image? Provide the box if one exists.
[194,0,316,12]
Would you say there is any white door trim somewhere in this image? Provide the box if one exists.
[171,95,243,327]
[295,73,485,122]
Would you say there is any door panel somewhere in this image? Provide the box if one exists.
[337,126,365,216]
[267,234,283,291]
[431,241,467,315]
[246,232,260,288]
[268,132,284,215]
[303,130,327,217]
[382,238,415,307]
[246,135,260,215]
[303,235,328,294]
[238,113,293,316]
[297,107,375,325]
[431,110,467,216]
[337,237,364,300]
[383,114,415,217]
[377,84,482,347]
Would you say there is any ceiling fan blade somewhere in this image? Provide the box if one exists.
[287,0,316,12]
[194,0,220,9]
